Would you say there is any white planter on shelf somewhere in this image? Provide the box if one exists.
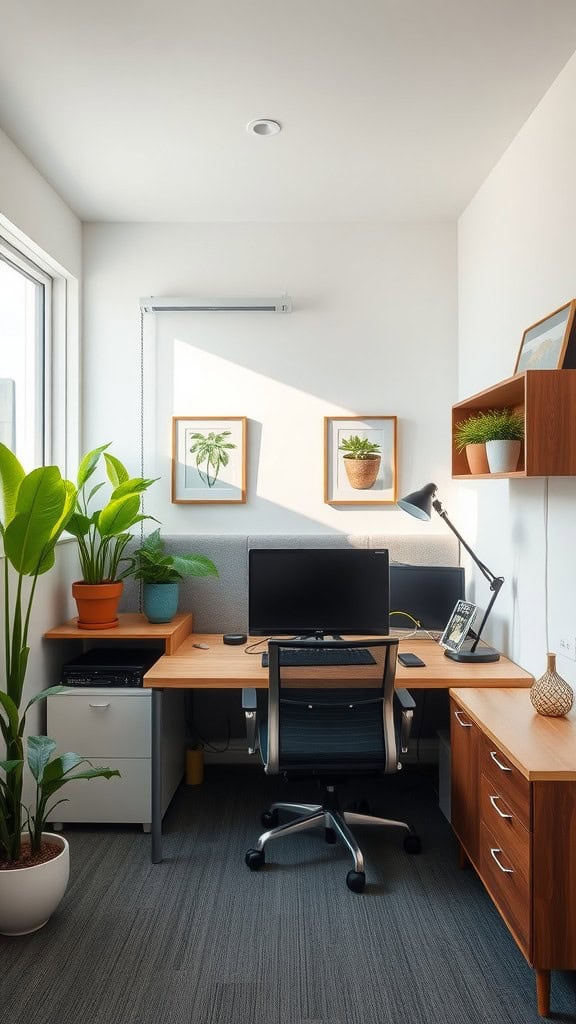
[486,439,521,473]
[0,833,70,935]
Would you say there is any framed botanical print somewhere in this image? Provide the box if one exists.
[324,416,397,505]
[172,416,247,503]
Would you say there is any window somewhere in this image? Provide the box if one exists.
[0,232,78,474]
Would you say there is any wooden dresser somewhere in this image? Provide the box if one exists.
[450,687,576,1017]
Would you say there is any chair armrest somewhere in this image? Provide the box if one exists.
[394,688,415,755]
[242,687,259,754]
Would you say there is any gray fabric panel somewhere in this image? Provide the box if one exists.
[120,533,459,631]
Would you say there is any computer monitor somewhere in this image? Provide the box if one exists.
[389,564,465,632]
[248,548,390,636]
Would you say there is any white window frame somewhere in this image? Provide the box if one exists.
[0,228,79,476]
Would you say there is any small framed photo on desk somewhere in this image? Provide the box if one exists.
[440,600,477,654]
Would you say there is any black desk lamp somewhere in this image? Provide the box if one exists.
[397,483,504,663]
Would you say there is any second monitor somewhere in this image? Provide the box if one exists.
[389,563,465,632]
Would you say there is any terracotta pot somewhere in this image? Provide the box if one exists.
[72,580,123,629]
[0,833,69,935]
[343,455,381,489]
[465,443,490,475]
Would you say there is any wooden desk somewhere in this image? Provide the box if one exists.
[144,634,534,689]
[143,635,533,863]
[450,688,576,1017]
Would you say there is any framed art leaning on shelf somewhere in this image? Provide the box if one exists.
[172,416,247,503]
[514,299,576,372]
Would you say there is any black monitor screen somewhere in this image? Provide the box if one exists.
[248,548,390,636]
[389,564,465,631]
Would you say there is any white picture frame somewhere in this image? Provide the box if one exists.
[172,416,247,504]
[439,600,478,653]
[324,415,398,505]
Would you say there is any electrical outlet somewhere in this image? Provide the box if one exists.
[559,636,576,660]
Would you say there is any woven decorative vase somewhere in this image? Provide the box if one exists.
[530,653,574,717]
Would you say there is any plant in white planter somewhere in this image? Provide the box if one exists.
[132,529,218,623]
[0,443,119,934]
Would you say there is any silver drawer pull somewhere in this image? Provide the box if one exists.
[490,847,514,873]
[489,794,513,819]
[89,702,111,708]
[490,750,511,772]
[454,710,473,727]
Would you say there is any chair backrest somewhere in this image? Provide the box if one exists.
[265,638,400,776]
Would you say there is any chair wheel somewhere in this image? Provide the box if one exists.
[325,827,336,844]
[261,809,279,828]
[404,833,422,854]
[245,848,265,870]
[346,870,366,893]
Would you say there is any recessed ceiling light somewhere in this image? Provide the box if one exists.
[246,118,281,137]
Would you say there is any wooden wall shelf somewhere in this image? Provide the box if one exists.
[44,612,193,655]
[452,369,576,478]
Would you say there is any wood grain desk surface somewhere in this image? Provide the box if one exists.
[451,687,576,781]
[143,634,534,690]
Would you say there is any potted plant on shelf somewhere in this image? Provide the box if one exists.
[0,443,119,935]
[132,529,218,623]
[482,408,524,473]
[454,408,524,474]
[66,443,158,629]
[338,435,381,489]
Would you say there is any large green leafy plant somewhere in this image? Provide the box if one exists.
[132,529,218,584]
[67,443,158,583]
[0,443,118,864]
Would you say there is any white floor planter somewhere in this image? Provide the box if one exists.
[486,439,521,473]
[0,833,70,935]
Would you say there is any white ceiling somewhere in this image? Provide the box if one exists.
[1,0,576,223]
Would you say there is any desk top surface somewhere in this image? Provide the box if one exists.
[451,687,576,780]
[143,634,533,690]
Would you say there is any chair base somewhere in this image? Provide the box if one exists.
[246,787,421,892]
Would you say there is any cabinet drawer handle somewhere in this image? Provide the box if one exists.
[88,702,111,708]
[490,750,511,772]
[490,847,514,873]
[489,794,513,819]
[454,710,473,727]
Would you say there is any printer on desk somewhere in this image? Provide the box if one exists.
[60,647,161,687]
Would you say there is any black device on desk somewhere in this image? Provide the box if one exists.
[398,652,426,667]
[389,564,465,632]
[61,648,161,687]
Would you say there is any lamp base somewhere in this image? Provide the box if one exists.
[444,642,500,663]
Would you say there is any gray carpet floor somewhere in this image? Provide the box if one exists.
[1,766,575,1024]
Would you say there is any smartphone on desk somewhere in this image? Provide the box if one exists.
[398,652,426,668]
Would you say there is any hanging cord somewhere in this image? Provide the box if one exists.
[543,476,549,651]
[389,610,439,642]
[138,307,145,613]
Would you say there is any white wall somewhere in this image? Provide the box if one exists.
[0,126,81,276]
[82,221,457,535]
[458,51,576,680]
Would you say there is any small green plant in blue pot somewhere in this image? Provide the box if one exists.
[132,529,218,623]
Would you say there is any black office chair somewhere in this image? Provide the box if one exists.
[244,638,421,893]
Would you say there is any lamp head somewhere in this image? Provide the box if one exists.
[397,482,438,521]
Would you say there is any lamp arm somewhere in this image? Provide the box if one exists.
[432,499,495,584]
[432,498,504,652]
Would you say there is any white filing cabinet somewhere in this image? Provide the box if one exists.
[47,686,185,830]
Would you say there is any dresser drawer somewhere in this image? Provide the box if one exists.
[49,758,151,823]
[479,732,530,830]
[47,690,151,758]
[479,821,530,954]
[479,772,530,882]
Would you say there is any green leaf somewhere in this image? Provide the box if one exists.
[27,736,56,783]
[4,467,67,575]
[104,453,130,487]
[77,444,110,488]
[98,494,141,536]
[0,443,25,528]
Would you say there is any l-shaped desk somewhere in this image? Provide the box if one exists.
[143,633,533,864]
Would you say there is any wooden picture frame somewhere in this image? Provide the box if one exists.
[514,300,576,373]
[324,416,397,505]
[172,416,247,504]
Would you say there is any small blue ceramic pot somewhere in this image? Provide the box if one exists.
[142,582,179,623]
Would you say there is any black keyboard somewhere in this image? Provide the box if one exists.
[261,648,376,668]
